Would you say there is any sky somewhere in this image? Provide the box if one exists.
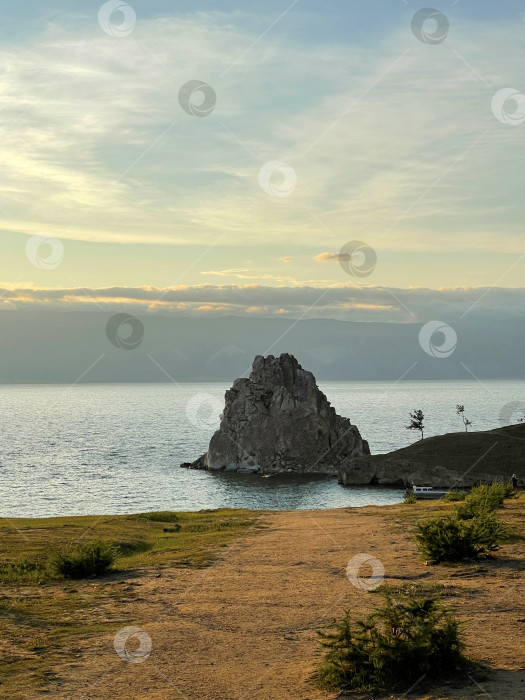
[1,0,524,321]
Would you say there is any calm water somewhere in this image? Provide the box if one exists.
[1,380,522,518]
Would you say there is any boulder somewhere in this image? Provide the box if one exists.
[181,353,370,475]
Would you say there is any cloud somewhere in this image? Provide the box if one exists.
[201,269,289,281]
[245,306,264,313]
[1,284,524,323]
[279,257,294,264]
[0,9,524,260]
[315,252,346,262]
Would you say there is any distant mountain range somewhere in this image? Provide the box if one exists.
[1,310,523,383]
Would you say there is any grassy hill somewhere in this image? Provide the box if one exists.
[339,423,525,487]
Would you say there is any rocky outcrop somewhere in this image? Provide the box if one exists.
[181,353,370,475]
[338,424,525,488]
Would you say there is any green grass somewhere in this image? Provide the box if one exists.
[0,508,261,698]
[135,511,181,523]
[0,583,138,697]
[0,559,48,584]
[0,509,261,582]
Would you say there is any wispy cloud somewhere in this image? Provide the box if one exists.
[201,269,289,281]
[315,252,346,262]
[0,9,524,262]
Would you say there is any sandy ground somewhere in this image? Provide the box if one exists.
[43,504,524,700]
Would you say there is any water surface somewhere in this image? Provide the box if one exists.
[1,380,522,517]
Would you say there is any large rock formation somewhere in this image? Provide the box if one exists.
[338,423,525,488]
[181,353,370,475]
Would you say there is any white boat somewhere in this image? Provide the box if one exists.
[412,485,448,500]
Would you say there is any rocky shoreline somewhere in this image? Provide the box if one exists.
[181,353,369,475]
[182,352,525,488]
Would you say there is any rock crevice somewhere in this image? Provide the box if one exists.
[181,353,370,475]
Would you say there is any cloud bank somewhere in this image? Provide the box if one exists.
[2,284,525,322]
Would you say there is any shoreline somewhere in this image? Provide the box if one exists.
[0,485,406,521]
[0,501,404,522]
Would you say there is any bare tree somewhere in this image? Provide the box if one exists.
[406,409,425,440]
[456,404,472,432]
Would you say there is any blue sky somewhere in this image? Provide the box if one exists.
[1,1,523,43]
[0,0,524,320]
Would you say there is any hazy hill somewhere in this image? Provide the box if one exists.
[1,310,524,383]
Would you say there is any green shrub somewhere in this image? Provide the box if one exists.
[455,482,515,519]
[404,491,417,504]
[442,490,467,502]
[455,500,486,520]
[316,591,469,694]
[0,559,48,584]
[415,513,505,563]
[490,481,517,500]
[48,539,119,579]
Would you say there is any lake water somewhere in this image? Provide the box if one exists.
[1,380,523,518]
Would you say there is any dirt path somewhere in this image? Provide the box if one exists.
[48,505,524,700]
